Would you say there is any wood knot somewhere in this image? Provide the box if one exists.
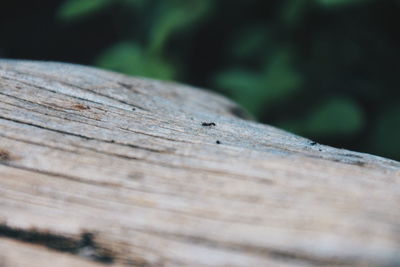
[0,149,11,162]
[72,104,90,110]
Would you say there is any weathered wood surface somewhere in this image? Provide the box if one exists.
[0,60,399,267]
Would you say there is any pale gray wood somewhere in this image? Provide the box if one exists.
[0,60,399,267]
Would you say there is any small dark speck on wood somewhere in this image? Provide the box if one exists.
[216,140,221,144]
[202,122,216,127]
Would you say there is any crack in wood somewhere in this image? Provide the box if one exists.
[135,230,353,266]
[1,73,147,113]
[0,94,191,147]
[0,116,175,154]
[0,224,114,264]
[1,89,208,143]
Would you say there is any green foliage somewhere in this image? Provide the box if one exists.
[305,98,364,136]
[58,0,112,21]
[148,0,212,55]
[216,49,302,115]
[50,0,400,160]
[231,27,268,59]
[96,42,174,80]
[281,97,364,137]
[281,0,309,26]
[216,69,264,115]
[372,106,400,158]
[59,0,211,80]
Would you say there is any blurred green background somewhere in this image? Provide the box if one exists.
[1,0,399,160]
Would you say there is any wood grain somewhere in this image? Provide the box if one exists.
[0,60,399,266]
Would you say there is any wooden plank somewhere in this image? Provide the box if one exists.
[0,60,399,266]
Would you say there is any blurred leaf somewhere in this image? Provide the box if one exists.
[231,27,268,59]
[305,97,364,136]
[281,0,308,26]
[371,106,400,158]
[96,42,175,80]
[216,49,301,117]
[261,50,302,102]
[282,97,364,137]
[216,69,264,115]
[148,0,212,54]
[57,0,112,21]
